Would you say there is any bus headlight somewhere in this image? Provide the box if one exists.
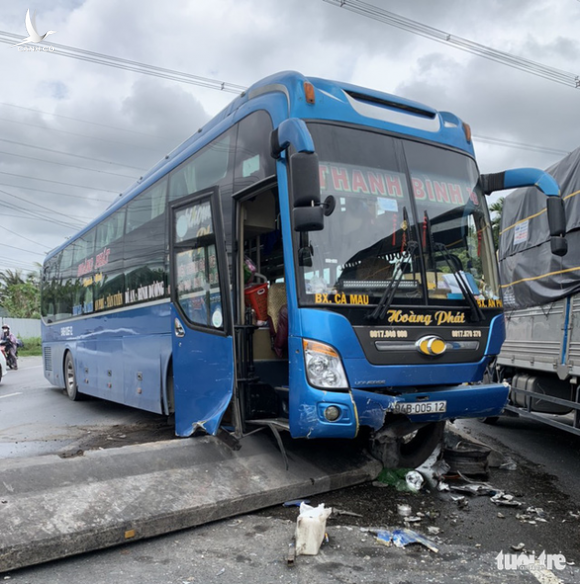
[303,340,348,390]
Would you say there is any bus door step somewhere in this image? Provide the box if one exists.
[217,427,241,451]
[246,418,290,469]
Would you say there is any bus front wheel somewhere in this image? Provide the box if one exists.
[64,352,82,401]
[370,421,445,469]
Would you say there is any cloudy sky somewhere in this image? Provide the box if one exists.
[0,0,578,275]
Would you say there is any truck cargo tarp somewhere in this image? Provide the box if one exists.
[499,146,580,310]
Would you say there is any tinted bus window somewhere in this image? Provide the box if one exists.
[126,179,167,234]
[94,208,126,312]
[72,228,96,316]
[233,111,275,192]
[96,208,125,249]
[169,130,235,202]
[41,255,60,322]
[124,179,168,306]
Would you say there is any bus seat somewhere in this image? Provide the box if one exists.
[267,283,287,332]
[267,283,288,358]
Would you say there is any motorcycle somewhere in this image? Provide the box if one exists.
[0,339,18,370]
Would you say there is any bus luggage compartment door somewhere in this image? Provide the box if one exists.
[170,188,234,437]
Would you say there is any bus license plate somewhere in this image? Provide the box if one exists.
[392,401,447,415]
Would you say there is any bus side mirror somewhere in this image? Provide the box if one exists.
[546,196,568,256]
[294,206,324,232]
[481,168,567,256]
[290,152,324,232]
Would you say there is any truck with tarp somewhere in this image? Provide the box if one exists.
[495,147,580,435]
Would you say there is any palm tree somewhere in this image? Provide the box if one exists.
[0,269,25,288]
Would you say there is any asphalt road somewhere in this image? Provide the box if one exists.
[0,356,173,458]
[1,358,580,583]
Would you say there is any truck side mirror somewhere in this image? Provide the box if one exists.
[546,197,567,256]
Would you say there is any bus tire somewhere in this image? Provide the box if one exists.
[371,421,445,469]
[64,352,82,401]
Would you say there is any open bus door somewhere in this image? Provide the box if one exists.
[170,187,236,437]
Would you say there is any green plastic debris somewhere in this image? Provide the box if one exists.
[375,468,417,491]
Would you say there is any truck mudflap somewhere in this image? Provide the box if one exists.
[351,382,510,430]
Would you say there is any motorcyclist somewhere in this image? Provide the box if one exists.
[1,325,18,370]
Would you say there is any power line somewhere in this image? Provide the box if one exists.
[0,241,44,256]
[0,188,89,230]
[0,224,53,250]
[0,256,37,271]
[0,137,149,171]
[0,170,121,194]
[0,102,157,139]
[0,181,114,207]
[0,115,160,153]
[0,149,138,180]
[473,134,570,156]
[0,32,247,94]
[1,28,569,159]
[322,0,580,89]
[0,211,85,227]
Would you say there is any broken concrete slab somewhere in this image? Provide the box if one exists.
[0,433,381,572]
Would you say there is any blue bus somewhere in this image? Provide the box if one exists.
[41,71,566,467]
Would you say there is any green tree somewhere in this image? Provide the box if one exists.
[0,267,42,318]
[1,282,40,318]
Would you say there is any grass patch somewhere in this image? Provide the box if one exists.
[18,337,42,357]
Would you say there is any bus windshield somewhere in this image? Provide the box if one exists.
[296,123,500,309]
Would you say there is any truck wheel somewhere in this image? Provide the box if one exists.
[370,421,445,469]
[64,352,82,401]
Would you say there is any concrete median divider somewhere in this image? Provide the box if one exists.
[0,433,382,572]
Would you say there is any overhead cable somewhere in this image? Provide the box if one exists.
[0,32,246,93]
[323,0,580,89]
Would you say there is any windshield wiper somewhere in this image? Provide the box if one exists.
[424,210,484,323]
[368,207,418,321]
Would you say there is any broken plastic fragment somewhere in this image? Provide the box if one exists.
[397,504,412,517]
[491,492,523,507]
[394,528,439,553]
[405,471,424,492]
[499,459,517,471]
[283,499,310,507]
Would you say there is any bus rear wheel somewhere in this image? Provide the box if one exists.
[370,421,445,469]
[64,352,82,401]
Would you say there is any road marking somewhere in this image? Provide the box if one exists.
[0,392,22,399]
[527,564,564,584]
